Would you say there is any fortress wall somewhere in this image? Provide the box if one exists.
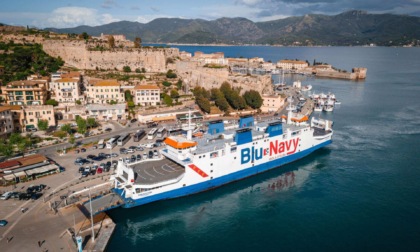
[42,39,179,72]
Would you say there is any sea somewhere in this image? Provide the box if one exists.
[107,46,420,251]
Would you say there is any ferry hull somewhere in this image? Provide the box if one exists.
[117,139,332,208]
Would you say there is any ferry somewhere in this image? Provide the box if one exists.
[113,112,333,208]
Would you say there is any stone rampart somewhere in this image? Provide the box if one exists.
[41,39,179,72]
[176,61,273,94]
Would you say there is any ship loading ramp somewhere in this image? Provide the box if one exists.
[82,193,124,216]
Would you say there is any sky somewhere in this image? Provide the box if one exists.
[1,0,420,28]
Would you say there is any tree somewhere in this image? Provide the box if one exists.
[162,94,173,106]
[170,89,180,99]
[134,37,142,48]
[61,123,72,134]
[0,142,13,157]
[211,88,230,112]
[135,68,141,73]
[79,32,89,40]
[9,133,23,145]
[166,69,177,78]
[69,134,76,146]
[176,79,183,90]
[76,117,87,135]
[196,96,211,114]
[37,119,49,131]
[108,35,115,48]
[45,99,58,106]
[123,65,131,72]
[127,101,135,108]
[125,90,133,102]
[87,118,97,129]
[75,100,82,105]
[162,81,172,87]
[243,90,263,109]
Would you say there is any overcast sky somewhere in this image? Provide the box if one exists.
[1,0,420,28]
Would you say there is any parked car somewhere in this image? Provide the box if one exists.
[80,148,86,153]
[92,145,98,149]
[129,146,136,151]
[127,148,135,154]
[135,146,144,151]
[98,153,106,158]
[0,220,8,227]
[74,149,80,154]
[105,128,112,132]
[99,163,106,169]
[124,157,131,163]
[148,150,154,159]
[19,193,31,200]
[143,152,148,159]
[10,192,20,199]
[31,193,42,200]
[154,150,158,157]
[79,167,85,173]
[111,153,119,158]
[120,148,128,154]
[130,155,136,163]
[90,169,96,175]
[0,192,12,200]
[87,155,96,160]
[136,154,142,161]
[92,156,104,161]
[81,171,89,178]
[130,118,137,123]
[105,153,111,158]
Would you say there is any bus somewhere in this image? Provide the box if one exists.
[106,135,120,149]
[157,127,167,138]
[168,128,183,136]
[133,130,146,142]
[97,139,105,149]
[147,128,158,140]
[117,133,131,146]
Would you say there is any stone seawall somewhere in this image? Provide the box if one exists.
[42,39,179,72]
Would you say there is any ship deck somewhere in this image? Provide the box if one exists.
[132,158,185,185]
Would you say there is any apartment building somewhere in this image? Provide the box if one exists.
[24,105,56,130]
[1,80,48,105]
[86,104,126,121]
[50,78,84,104]
[277,60,309,70]
[261,94,285,113]
[85,79,124,104]
[134,85,161,106]
[0,107,14,137]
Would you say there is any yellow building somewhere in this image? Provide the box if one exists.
[24,105,56,131]
[0,107,14,137]
[85,79,125,104]
[277,60,309,70]
[261,94,285,113]
[134,85,161,106]
[1,80,48,105]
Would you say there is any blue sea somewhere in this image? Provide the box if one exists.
[107,46,420,251]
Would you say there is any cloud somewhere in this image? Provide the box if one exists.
[150,7,160,13]
[101,0,118,9]
[33,7,120,28]
[135,14,174,24]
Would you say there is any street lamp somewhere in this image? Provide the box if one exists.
[88,187,95,242]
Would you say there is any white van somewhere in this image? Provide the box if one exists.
[98,139,105,149]
[0,192,12,200]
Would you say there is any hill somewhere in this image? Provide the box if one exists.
[45,10,420,46]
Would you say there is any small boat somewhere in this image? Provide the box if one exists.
[323,105,334,112]
[334,100,341,105]
[314,104,323,112]
[301,85,312,91]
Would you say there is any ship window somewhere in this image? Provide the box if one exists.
[183,184,186,187]
[210,170,213,173]
[210,163,213,166]
[234,157,236,159]
[211,177,213,179]
[135,188,141,193]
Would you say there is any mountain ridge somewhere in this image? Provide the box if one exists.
[45,10,420,46]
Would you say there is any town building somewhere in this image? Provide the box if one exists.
[87,104,126,121]
[62,105,88,121]
[261,94,285,113]
[1,80,48,105]
[24,105,56,130]
[133,85,161,106]
[50,78,84,104]
[193,51,228,65]
[85,79,125,104]
[0,154,60,185]
[277,60,309,70]
[0,107,14,137]
[1,105,23,132]
[98,33,127,41]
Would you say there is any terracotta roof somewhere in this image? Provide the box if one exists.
[0,160,20,170]
[8,80,46,86]
[0,107,11,113]
[61,72,80,78]
[91,79,120,87]
[54,78,78,83]
[1,105,22,110]
[134,85,160,90]
[15,154,48,167]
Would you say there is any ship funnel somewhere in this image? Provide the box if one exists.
[239,115,254,128]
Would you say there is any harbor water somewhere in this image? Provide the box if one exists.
[107,46,420,251]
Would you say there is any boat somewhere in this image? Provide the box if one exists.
[273,70,286,87]
[113,112,333,208]
[314,104,323,112]
[334,100,341,105]
[323,105,334,112]
[301,85,312,92]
